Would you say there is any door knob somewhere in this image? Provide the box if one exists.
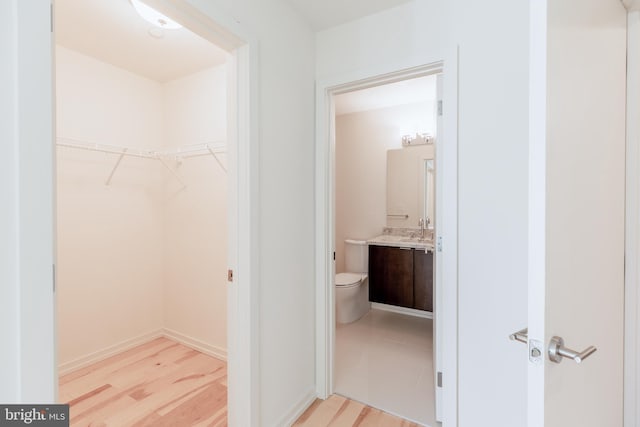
[548,336,597,364]
[509,328,528,344]
[509,327,543,363]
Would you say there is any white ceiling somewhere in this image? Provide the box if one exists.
[334,75,438,116]
[285,0,415,31]
[54,0,415,81]
[55,0,229,83]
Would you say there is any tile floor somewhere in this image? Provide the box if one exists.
[334,308,435,426]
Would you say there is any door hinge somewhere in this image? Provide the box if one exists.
[437,371,443,387]
[333,251,336,261]
[227,269,234,282]
[52,264,56,293]
[437,236,443,252]
[50,3,54,33]
[437,100,443,116]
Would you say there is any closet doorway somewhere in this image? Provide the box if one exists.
[52,0,256,424]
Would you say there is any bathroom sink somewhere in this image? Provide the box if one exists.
[401,237,432,243]
[367,234,434,250]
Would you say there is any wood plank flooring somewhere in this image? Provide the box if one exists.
[59,337,227,426]
[293,395,420,427]
[60,337,418,426]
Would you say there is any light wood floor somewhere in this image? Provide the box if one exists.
[59,337,227,426]
[60,337,417,426]
[294,395,419,427]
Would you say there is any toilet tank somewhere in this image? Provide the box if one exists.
[344,239,368,274]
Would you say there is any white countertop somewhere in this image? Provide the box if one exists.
[367,234,434,251]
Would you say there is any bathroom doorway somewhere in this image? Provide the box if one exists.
[315,60,456,426]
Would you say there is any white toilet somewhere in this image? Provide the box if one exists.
[335,239,370,324]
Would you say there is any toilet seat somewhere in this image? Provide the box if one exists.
[335,272,366,287]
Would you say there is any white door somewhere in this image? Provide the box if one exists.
[527,0,627,425]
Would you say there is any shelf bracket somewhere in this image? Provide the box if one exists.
[158,157,187,189]
[105,148,127,186]
[207,145,227,173]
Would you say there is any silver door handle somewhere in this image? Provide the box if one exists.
[509,327,544,362]
[509,328,528,344]
[548,336,597,364]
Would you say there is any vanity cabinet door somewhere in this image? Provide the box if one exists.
[413,249,433,312]
[368,245,414,308]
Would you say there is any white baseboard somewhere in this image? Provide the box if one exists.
[162,328,227,361]
[274,388,317,427]
[58,329,164,376]
[371,302,433,319]
[59,328,227,376]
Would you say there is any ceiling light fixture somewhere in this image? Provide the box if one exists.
[131,0,182,30]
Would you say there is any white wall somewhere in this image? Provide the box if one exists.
[187,1,317,424]
[316,2,448,79]
[0,0,21,404]
[318,1,529,425]
[335,102,434,273]
[163,65,228,356]
[56,46,166,367]
[453,1,529,424]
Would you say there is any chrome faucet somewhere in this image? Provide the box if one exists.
[418,217,431,239]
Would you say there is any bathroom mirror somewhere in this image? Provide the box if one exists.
[386,145,435,229]
[423,159,435,229]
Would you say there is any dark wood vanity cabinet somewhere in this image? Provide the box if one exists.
[369,245,414,307]
[369,245,433,312]
[413,249,434,312]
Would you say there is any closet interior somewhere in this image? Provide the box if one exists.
[55,0,230,387]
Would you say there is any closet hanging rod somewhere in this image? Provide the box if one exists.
[56,137,228,182]
[57,138,156,159]
[56,137,227,159]
[171,143,226,159]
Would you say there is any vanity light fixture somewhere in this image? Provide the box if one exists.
[131,0,182,29]
[402,135,415,145]
[419,133,435,145]
[402,133,434,146]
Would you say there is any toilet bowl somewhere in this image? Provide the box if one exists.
[335,273,369,324]
[335,239,370,324]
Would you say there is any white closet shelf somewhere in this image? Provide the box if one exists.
[56,137,228,186]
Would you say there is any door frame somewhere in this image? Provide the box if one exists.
[624,2,640,426]
[526,0,547,424]
[315,52,459,425]
[20,0,261,423]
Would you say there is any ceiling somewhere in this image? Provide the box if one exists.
[334,75,438,116]
[285,0,415,31]
[55,0,229,83]
[54,0,414,81]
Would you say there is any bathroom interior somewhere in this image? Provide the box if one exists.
[333,74,439,426]
[54,0,231,423]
